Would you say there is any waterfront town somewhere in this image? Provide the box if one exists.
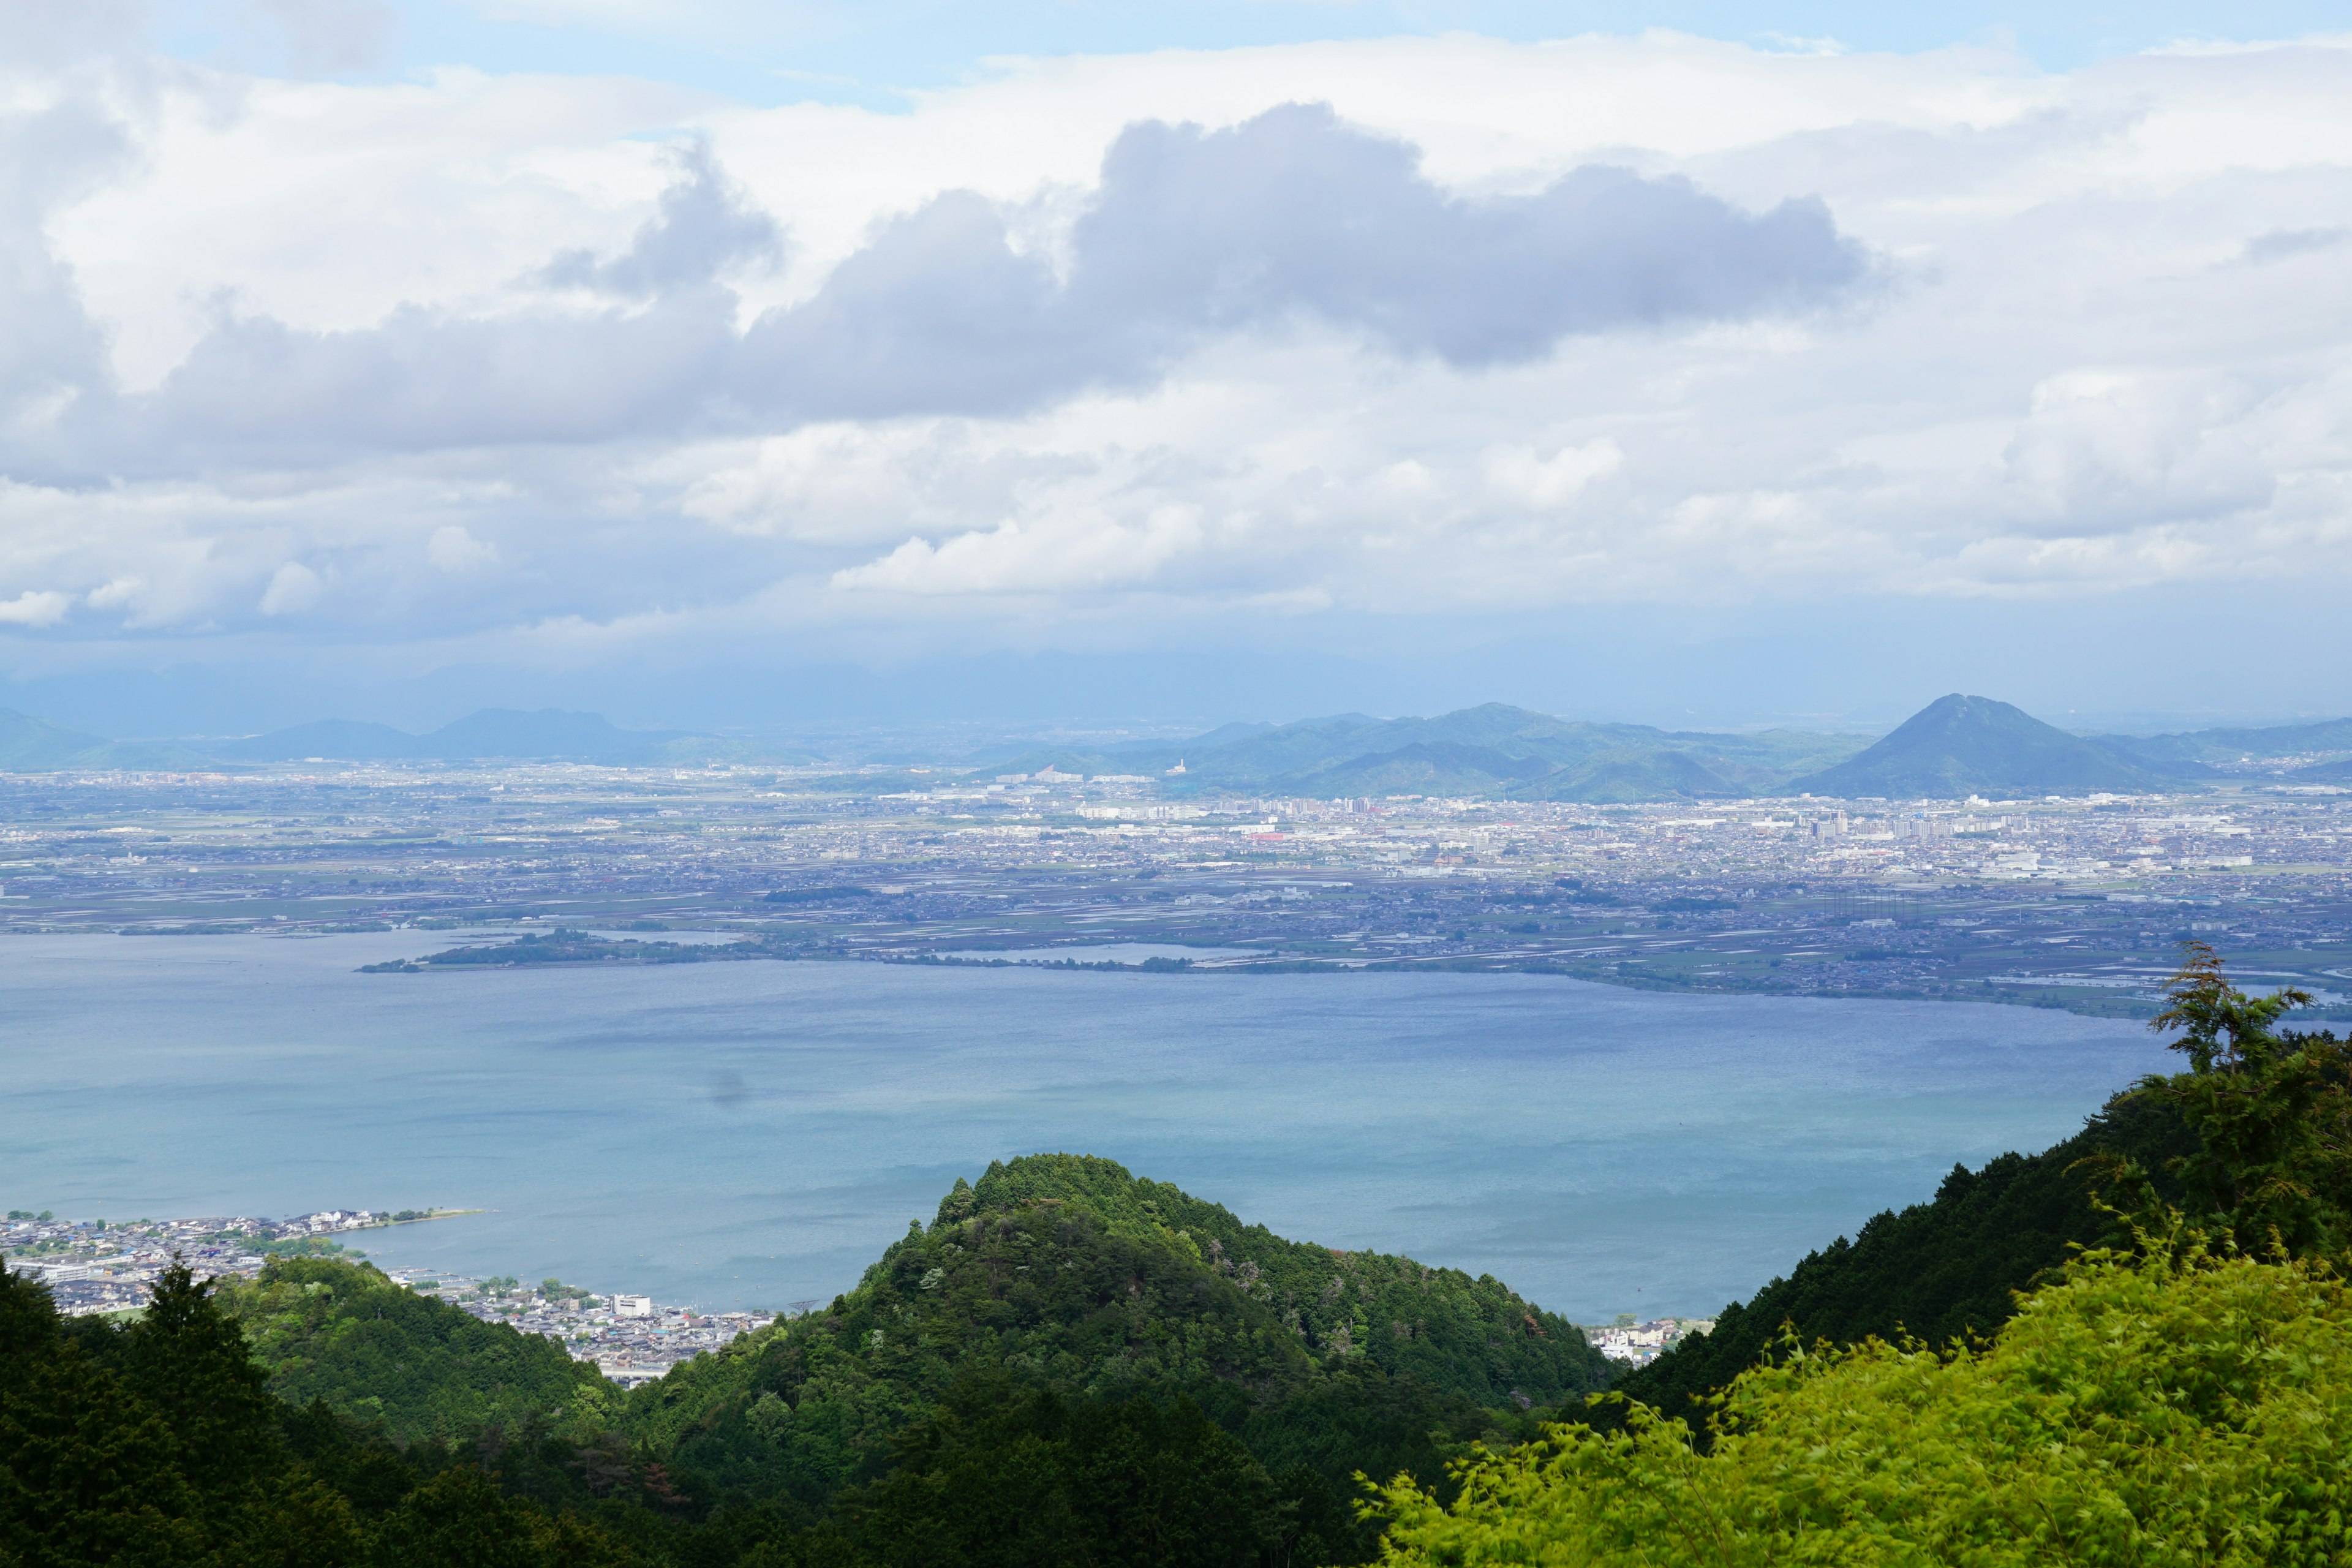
[1581,1316,1718,1368]
[4,1204,1721,1380]
[0,1208,766,1385]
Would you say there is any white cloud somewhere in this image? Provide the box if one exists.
[427,524,499,572]
[259,561,324,614]
[0,590,70,627]
[1483,439,1624,508]
[1,26,2350,674]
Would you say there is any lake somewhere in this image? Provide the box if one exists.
[0,932,2170,1321]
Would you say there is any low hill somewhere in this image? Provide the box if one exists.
[0,708,213,771]
[219,1256,615,1442]
[1283,741,1561,796]
[2290,755,2352,785]
[2097,715,2352,767]
[993,703,1869,801]
[213,717,428,761]
[619,1154,1607,1517]
[1789,693,2189,797]
[1520,748,1747,803]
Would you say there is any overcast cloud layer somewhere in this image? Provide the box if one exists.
[2,13,2351,723]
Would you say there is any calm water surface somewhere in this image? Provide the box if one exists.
[0,933,2168,1319]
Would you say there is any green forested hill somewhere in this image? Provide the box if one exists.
[219,1256,616,1442]
[621,1155,1607,1520]
[1616,1089,2196,1427]
[943,1153,1604,1404]
[160,1158,1601,1562]
[1379,961,2352,1564]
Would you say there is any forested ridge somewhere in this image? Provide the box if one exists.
[1382,944,2352,1564]
[3,1156,1603,1565]
[216,1257,617,1443]
[11,945,2350,1564]
[1616,1087,2198,1428]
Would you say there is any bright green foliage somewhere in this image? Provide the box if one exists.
[1624,942,2351,1433]
[219,1256,616,1443]
[1378,1241,2352,1566]
[2125,940,2352,1257]
[1619,1090,2195,1428]
[622,1155,1604,1515]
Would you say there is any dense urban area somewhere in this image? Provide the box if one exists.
[0,1208,771,1384]
[1,744,2346,1021]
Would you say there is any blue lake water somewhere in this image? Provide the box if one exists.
[0,933,2171,1321]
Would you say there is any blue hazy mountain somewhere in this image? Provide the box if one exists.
[2095,716,2352,767]
[21,696,2346,796]
[0,709,213,771]
[1788,695,2194,797]
[2287,755,2352,785]
[418,708,684,761]
[989,695,2329,802]
[990,702,1869,801]
[211,718,427,762]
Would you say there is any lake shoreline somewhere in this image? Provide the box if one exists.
[353,927,2196,1022]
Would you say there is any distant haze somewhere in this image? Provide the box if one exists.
[10,695,2346,799]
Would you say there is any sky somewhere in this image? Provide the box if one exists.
[3,1,2351,736]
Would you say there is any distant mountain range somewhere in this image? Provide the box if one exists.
[992,703,1872,802]
[0,710,214,772]
[2,695,2348,800]
[998,695,2350,801]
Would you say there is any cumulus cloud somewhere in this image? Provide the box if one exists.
[1067,107,1863,364]
[108,290,742,466]
[540,138,782,298]
[428,524,498,572]
[25,102,1862,471]
[1992,369,2276,536]
[2,29,2351,669]
[260,562,325,615]
[0,98,130,428]
[0,589,71,627]
[736,104,1866,417]
[1483,439,1625,509]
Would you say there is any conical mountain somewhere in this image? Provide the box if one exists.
[1789,694,2180,797]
